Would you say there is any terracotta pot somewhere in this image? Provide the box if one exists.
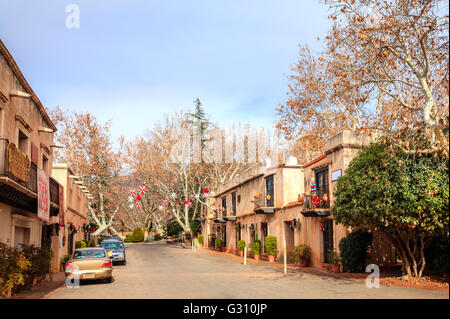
[253,254,260,260]
[331,264,339,273]
[299,259,308,267]
[239,251,244,257]
[216,248,221,252]
[268,255,276,263]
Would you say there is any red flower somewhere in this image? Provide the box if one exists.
[139,186,147,195]
[136,195,142,201]
[202,188,209,194]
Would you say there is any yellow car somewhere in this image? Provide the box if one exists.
[65,247,113,283]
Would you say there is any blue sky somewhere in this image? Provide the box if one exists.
[0,0,331,142]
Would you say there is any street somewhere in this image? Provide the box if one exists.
[49,242,449,299]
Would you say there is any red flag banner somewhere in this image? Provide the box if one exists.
[59,183,64,226]
[37,167,50,222]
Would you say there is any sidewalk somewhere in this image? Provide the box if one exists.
[198,247,449,293]
[10,272,66,299]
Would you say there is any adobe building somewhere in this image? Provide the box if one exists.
[51,163,89,271]
[206,158,303,255]
[203,130,397,268]
[0,39,62,252]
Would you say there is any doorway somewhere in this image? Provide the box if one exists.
[323,219,334,263]
[14,226,30,250]
[283,221,295,259]
[261,222,268,253]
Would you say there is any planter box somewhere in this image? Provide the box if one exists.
[331,264,340,273]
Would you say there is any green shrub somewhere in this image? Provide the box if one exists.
[238,240,246,252]
[264,236,277,256]
[154,234,162,241]
[339,229,373,273]
[425,236,449,273]
[97,237,105,245]
[0,242,31,297]
[251,240,261,255]
[60,254,71,264]
[19,244,53,283]
[215,239,223,249]
[124,234,132,243]
[292,244,311,263]
[197,235,204,246]
[88,240,96,247]
[75,241,87,249]
[327,249,341,266]
[131,228,145,242]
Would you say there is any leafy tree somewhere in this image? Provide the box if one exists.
[332,136,449,277]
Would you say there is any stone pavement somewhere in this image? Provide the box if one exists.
[43,243,448,299]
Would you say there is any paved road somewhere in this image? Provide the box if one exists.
[49,242,448,299]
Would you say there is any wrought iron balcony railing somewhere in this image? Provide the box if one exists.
[302,191,330,210]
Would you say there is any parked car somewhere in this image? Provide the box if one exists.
[101,239,127,265]
[65,247,113,283]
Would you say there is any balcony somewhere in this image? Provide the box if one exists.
[301,191,331,217]
[213,209,227,223]
[252,192,276,214]
[0,139,60,215]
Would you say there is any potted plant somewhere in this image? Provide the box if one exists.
[292,244,311,267]
[328,249,341,273]
[215,239,223,252]
[264,236,277,262]
[237,240,246,256]
[197,235,204,247]
[251,240,261,260]
[60,254,71,272]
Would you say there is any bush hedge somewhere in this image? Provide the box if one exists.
[197,235,204,246]
[75,241,87,249]
[124,234,132,243]
[251,240,261,255]
[237,240,246,252]
[19,244,53,284]
[0,243,31,297]
[338,229,373,273]
[154,234,162,241]
[131,228,145,242]
[292,244,311,263]
[215,239,223,249]
[264,236,277,256]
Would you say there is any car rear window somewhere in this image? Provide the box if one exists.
[73,249,106,259]
[102,242,124,249]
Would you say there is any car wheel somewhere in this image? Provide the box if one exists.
[104,277,112,283]
[123,260,126,265]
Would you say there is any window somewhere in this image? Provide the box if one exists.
[231,192,237,216]
[265,175,274,207]
[18,129,28,154]
[315,167,329,197]
[221,197,227,216]
[102,242,124,250]
[73,249,106,259]
[42,154,49,174]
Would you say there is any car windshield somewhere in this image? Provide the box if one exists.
[102,242,124,250]
[73,249,106,259]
